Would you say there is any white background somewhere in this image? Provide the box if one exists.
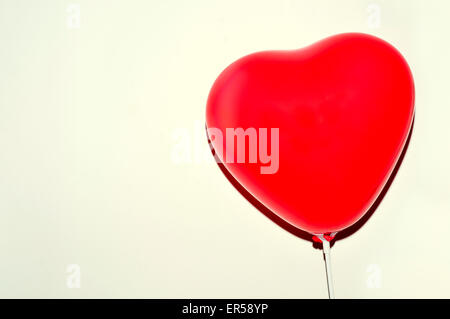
[0,0,449,298]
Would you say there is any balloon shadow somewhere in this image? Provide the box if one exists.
[206,117,414,249]
[333,118,414,244]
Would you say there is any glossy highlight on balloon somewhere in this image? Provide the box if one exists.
[206,33,415,235]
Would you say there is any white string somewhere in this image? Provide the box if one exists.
[317,234,335,299]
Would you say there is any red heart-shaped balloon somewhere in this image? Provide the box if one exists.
[206,33,414,234]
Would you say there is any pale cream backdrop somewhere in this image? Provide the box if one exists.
[0,0,448,298]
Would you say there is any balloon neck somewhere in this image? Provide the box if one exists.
[312,232,337,244]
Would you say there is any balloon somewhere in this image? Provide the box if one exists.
[206,33,415,235]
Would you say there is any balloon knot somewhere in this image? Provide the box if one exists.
[312,233,336,243]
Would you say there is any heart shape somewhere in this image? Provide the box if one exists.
[206,33,414,234]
